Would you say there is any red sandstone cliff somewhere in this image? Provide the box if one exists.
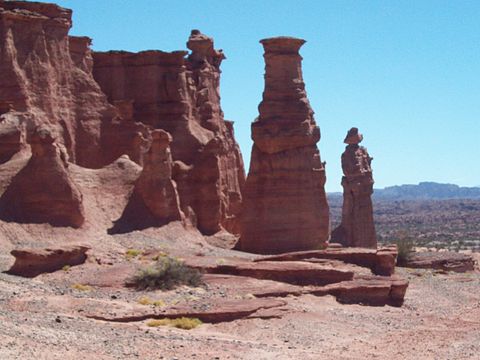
[0,1,245,235]
[0,1,117,167]
[239,37,330,254]
[92,30,245,235]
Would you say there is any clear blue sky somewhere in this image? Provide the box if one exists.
[57,0,480,192]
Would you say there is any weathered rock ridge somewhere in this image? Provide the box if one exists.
[0,1,244,235]
[92,30,245,235]
[0,1,117,167]
[332,128,377,248]
[239,37,330,254]
[0,125,85,227]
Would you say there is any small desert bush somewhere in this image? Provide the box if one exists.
[71,283,92,292]
[394,232,415,265]
[125,249,143,260]
[130,256,202,290]
[137,296,166,307]
[62,265,71,272]
[146,317,202,330]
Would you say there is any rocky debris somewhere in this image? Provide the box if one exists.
[0,125,85,227]
[92,30,245,235]
[85,297,287,324]
[254,245,398,276]
[239,37,329,254]
[110,130,184,233]
[0,1,118,167]
[401,251,476,273]
[6,245,90,277]
[332,128,377,248]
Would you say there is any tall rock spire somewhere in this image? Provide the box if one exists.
[239,37,330,254]
[332,127,377,248]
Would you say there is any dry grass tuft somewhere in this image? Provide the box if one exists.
[146,317,202,330]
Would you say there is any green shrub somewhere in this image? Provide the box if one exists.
[130,256,202,290]
[394,232,415,265]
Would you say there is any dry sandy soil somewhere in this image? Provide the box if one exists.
[0,223,479,360]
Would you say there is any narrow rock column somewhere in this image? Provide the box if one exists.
[332,128,377,248]
[239,37,330,254]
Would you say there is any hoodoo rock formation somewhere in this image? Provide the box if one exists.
[92,30,245,235]
[239,37,330,254]
[332,128,377,248]
[111,130,184,233]
[0,125,85,227]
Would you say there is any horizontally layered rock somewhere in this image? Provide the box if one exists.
[111,130,184,232]
[0,125,85,227]
[239,37,330,254]
[332,128,377,248]
[0,1,117,167]
[93,30,245,235]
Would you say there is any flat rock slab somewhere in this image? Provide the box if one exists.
[203,274,304,298]
[184,257,354,286]
[254,246,398,276]
[316,275,409,307]
[402,251,476,273]
[6,245,90,277]
[204,273,408,307]
[85,297,288,323]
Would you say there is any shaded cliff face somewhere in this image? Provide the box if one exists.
[92,31,245,235]
[0,1,117,167]
[239,37,330,254]
[332,128,377,249]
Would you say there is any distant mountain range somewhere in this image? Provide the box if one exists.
[329,182,480,200]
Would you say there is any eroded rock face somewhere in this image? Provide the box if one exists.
[332,128,377,248]
[239,37,329,254]
[0,125,85,227]
[6,245,90,277]
[0,1,117,167]
[92,30,245,235]
[111,130,184,232]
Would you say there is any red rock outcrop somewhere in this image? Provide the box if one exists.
[92,30,245,235]
[401,251,476,272]
[111,129,184,232]
[0,125,85,227]
[255,245,398,276]
[0,1,119,167]
[0,101,27,163]
[6,245,90,277]
[239,37,329,254]
[332,128,377,248]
